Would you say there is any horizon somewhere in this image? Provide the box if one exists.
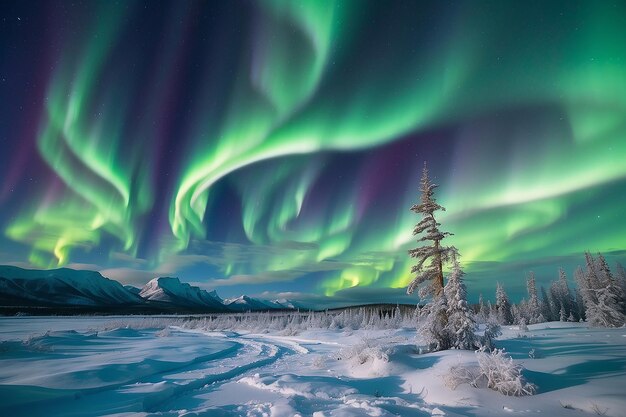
[2,253,624,309]
[1,1,626,307]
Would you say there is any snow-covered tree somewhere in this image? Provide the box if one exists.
[444,260,478,350]
[540,286,554,322]
[495,283,513,325]
[481,318,502,351]
[596,254,626,314]
[516,298,529,324]
[578,252,626,327]
[615,262,626,308]
[418,293,451,351]
[526,272,541,324]
[477,293,488,324]
[590,285,626,327]
[407,163,476,351]
[575,266,590,316]
[547,283,561,321]
[511,304,523,326]
[556,268,573,318]
[616,262,626,300]
[487,299,498,323]
[407,162,458,298]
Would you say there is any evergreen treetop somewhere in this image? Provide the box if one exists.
[407,162,458,297]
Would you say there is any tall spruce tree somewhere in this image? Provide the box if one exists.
[408,162,471,352]
[407,163,458,297]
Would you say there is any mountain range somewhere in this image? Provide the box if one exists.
[0,265,299,314]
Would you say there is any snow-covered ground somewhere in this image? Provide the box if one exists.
[0,317,624,417]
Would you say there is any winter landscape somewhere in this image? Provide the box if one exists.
[2,166,626,417]
[1,313,625,416]
[2,1,626,416]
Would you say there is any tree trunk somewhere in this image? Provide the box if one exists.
[434,239,444,296]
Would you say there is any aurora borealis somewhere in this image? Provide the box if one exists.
[1,0,625,305]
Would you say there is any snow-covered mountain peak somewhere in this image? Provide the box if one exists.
[0,265,296,312]
[139,277,224,309]
[0,265,143,306]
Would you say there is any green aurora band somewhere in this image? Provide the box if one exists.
[3,1,626,298]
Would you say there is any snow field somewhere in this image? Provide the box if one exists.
[0,317,625,417]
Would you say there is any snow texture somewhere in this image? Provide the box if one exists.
[1,317,625,417]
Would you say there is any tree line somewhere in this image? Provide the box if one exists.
[407,162,626,352]
[478,253,626,328]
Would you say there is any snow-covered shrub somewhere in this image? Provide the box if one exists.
[590,403,609,416]
[475,348,536,396]
[444,363,480,390]
[155,327,172,337]
[337,337,389,366]
[445,348,535,396]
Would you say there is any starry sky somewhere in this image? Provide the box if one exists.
[1,0,625,307]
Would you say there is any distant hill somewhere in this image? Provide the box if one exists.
[0,265,143,307]
[0,265,298,315]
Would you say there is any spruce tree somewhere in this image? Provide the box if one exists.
[408,162,473,351]
[596,254,626,314]
[548,282,562,320]
[578,252,625,327]
[526,272,541,324]
[574,266,589,321]
[495,283,514,325]
[478,293,488,323]
[418,292,451,351]
[591,253,626,326]
[557,267,573,317]
[444,259,477,349]
[540,286,554,321]
[558,303,566,321]
[407,162,458,297]
[616,262,626,307]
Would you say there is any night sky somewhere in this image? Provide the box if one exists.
[1,1,625,306]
